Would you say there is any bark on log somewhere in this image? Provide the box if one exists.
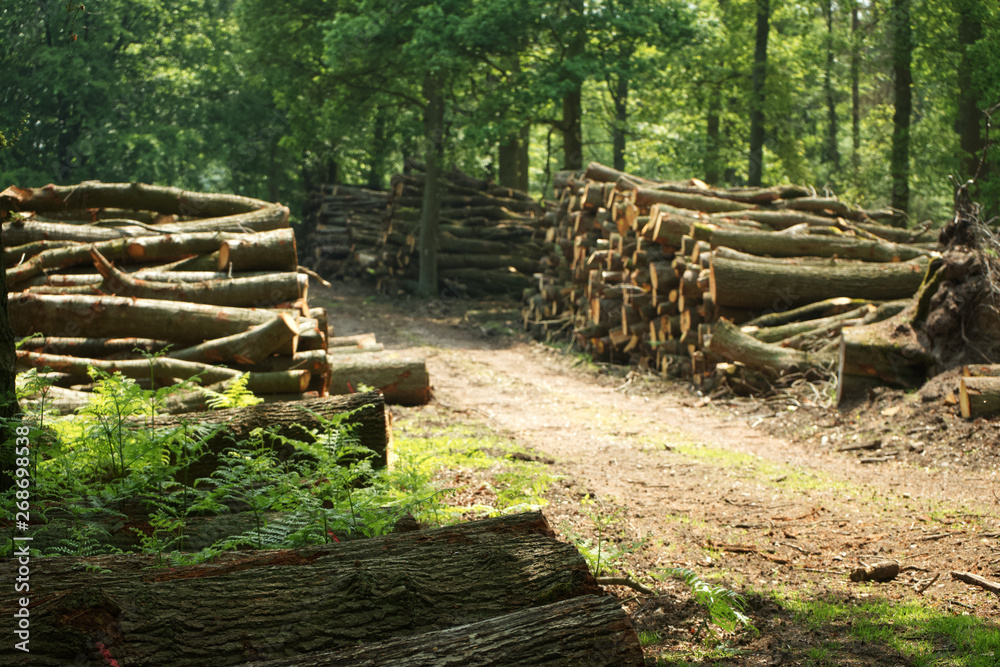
[711,209,843,230]
[15,336,173,358]
[246,595,644,667]
[16,350,310,393]
[959,376,1000,419]
[747,305,873,343]
[706,318,835,378]
[837,321,936,390]
[167,314,300,365]
[92,248,307,307]
[633,187,755,214]
[0,512,600,667]
[744,297,871,328]
[9,293,292,344]
[709,255,929,310]
[328,354,430,406]
[695,222,933,262]
[218,228,298,272]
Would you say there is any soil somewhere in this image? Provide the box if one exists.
[316,281,1000,666]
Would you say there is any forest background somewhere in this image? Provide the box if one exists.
[1,0,998,227]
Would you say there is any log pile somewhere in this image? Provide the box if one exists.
[1,511,645,666]
[1,182,430,411]
[374,160,554,297]
[299,184,388,279]
[522,162,940,394]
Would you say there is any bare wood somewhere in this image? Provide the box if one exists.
[959,376,1000,419]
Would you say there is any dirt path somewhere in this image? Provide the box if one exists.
[320,285,1000,664]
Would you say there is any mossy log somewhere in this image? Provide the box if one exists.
[0,512,600,667]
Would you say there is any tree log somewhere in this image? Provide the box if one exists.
[218,228,298,272]
[634,187,755,214]
[15,336,173,358]
[246,595,644,667]
[92,248,307,307]
[746,305,873,343]
[327,354,430,405]
[0,512,600,667]
[837,320,936,391]
[959,376,1000,419]
[168,314,300,364]
[9,293,298,344]
[694,222,933,262]
[706,318,835,378]
[709,255,929,310]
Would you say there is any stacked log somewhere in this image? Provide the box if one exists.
[1,511,644,666]
[299,184,388,279]
[522,162,939,393]
[1,182,430,411]
[374,160,555,297]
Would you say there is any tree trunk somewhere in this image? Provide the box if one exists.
[92,249,307,307]
[0,512,601,667]
[955,0,986,182]
[218,228,298,272]
[327,354,430,406]
[748,0,770,187]
[823,0,840,172]
[706,318,834,378]
[851,0,861,173]
[890,0,913,216]
[498,124,531,193]
[248,595,644,667]
[416,75,445,298]
[0,218,18,493]
[705,87,722,185]
[709,255,928,310]
[611,70,629,172]
[561,0,586,170]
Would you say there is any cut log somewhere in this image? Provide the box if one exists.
[748,305,873,344]
[91,248,307,307]
[218,228,298,272]
[246,595,644,667]
[694,222,933,262]
[9,293,293,344]
[168,314,300,365]
[633,187,756,213]
[0,512,600,667]
[15,336,173,358]
[711,209,843,230]
[16,350,310,393]
[709,255,929,310]
[328,354,430,405]
[959,376,1000,419]
[706,318,835,378]
[744,297,871,328]
[837,320,936,391]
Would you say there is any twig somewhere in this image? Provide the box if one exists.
[919,532,960,541]
[596,576,656,596]
[298,266,332,288]
[915,573,940,595]
[951,571,1000,597]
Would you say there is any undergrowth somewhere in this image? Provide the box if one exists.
[1,368,450,565]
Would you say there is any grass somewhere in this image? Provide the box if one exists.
[392,421,561,517]
[777,592,1000,666]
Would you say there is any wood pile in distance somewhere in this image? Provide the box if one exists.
[522,162,940,396]
[1,182,430,412]
[299,184,388,280]
[374,159,555,297]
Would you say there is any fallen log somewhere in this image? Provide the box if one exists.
[0,512,598,667]
[246,595,644,667]
[328,354,430,405]
[15,336,172,358]
[743,297,871,329]
[837,319,936,390]
[951,571,1000,597]
[709,255,929,310]
[91,248,307,307]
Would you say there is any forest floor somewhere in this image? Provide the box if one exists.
[317,281,1000,666]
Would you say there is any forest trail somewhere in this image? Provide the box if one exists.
[318,283,1000,663]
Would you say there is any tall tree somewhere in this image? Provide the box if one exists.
[748,0,770,186]
[850,0,861,174]
[890,0,913,216]
[822,0,840,173]
[954,0,987,182]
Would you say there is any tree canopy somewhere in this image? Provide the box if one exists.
[0,0,997,224]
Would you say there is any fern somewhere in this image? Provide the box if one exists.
[202,373,263,410]
[660,567,754,637]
